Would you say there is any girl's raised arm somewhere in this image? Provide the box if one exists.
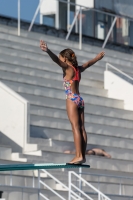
[80,52,105,72]
[40,40,68,69]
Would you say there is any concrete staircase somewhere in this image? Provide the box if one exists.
[0,23,133,199]
[0,144,26,162]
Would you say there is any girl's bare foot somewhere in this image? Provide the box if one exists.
[67,157,86,164]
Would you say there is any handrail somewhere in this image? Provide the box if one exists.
[40,180,66,200]
[18,0,20,36]
[66,9,80,40]
[27,0,133,49]
[71,184,93,200]
[106,63,133,82]
[69,171,111,200]
[41,169,84,200]
[40,193,49,200]
[38,0,133,22]
[28,0,44,32]
[102,17,117,49]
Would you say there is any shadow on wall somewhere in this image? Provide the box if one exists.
[30,125,51,138]
[0,131,22,152]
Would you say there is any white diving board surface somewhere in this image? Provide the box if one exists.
[0,163,90,171]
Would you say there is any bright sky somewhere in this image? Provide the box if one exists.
[0,0,40,23]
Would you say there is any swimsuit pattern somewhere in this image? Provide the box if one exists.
[63,67,84,109]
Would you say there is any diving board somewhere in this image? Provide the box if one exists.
[0,163,90,171]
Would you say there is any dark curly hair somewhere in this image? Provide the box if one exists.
[59,48,78,68]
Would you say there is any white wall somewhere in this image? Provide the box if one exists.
[40,0,59,28]
[76,0,94,8]
[104,71,133,111]
[40,0,94,15]
[40,0,58,15]
[0,82,37,152]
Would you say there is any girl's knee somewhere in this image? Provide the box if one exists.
[71,123,80,131]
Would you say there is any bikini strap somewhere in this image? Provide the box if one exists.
[70,65,80,81]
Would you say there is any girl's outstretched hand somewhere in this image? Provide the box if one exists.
[40,40,48,52]
[96,52,105,61]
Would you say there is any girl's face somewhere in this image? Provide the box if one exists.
[59,54,65,62]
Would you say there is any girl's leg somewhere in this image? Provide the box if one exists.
[66,99,84,164]
[79,107,87,160]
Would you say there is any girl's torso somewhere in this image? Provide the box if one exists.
[63,65,81,95]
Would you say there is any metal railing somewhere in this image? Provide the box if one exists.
[14,0,133,50]
[40,169,84,200]
[69,171,111,200]
[1,168,115,200]
[2,167,133,198]
[106,63,133,84]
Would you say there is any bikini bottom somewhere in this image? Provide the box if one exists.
[66,93,84,109]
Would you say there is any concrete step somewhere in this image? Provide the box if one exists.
[2,79,124,109]
[0,170,41,178]
[0,71,108,97]
[2,189,132,200]
[3,191,39,200]
[0,145,12,160]
[2,37,132,85]
[19,151,133,173]
[0,174,56,190]
[11,153,27,162]
[0,25,133,68]
[30,114,133,140]
[48,170,133,187]
[0,45,107,78]
[30,105,133,129]
[32,102,133,121]
[35,138,133,161]
[2,188,58,200]
[2,80,124,109]
[0,38,94,72]
[1,166,132,198]
[31,124,133,141]
[0,53,104,88]
[1,64,133,119]
[0,61,104,82]
[1,36,133,79]
[0,158,28,165]
[1,185,114,200]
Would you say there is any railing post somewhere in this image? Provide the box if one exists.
[38,170,40,200]
[68,171,72,200]
[119,178,122,195]
[66,9,80,40]
[18,0,20,36]
[79,167,82,197]
[79,7,82,50]
[98,193,101,200]
[75,14,78,33]
[22,188,23,200]
[33,170,35,188]
[67,0,70,31]
[10,171,12,186]
[102,16,117,49]
[28,0,43,32]
[98,176,100,190]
